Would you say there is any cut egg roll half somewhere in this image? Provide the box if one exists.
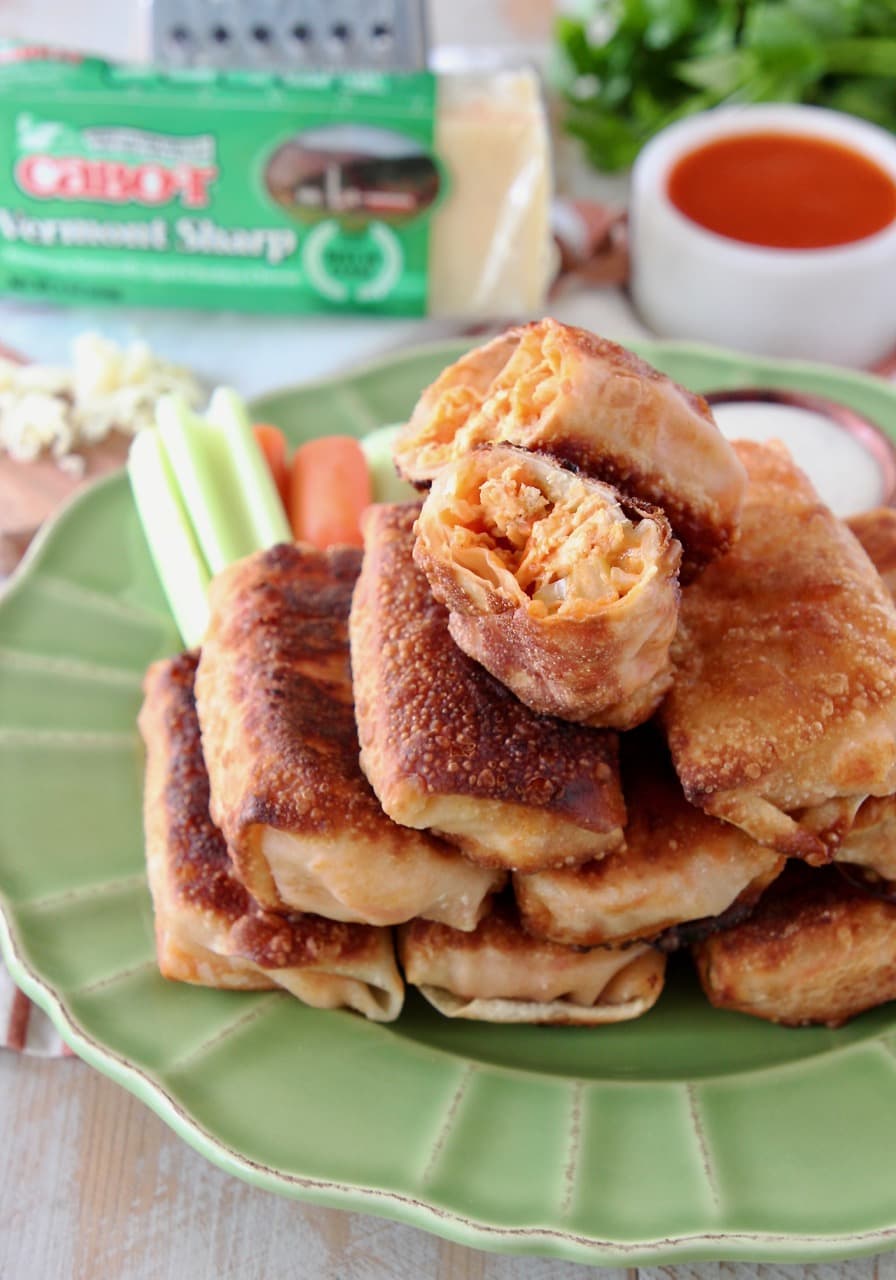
[414,444,682,729]
[398,897,665,1024]
[393,319,746,575]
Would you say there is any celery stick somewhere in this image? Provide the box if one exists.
[360,423,419,504]
[156,395,265,574]
[128,429,211,648]
[206,387,291,547]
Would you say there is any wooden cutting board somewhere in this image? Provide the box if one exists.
[0,433,131,576]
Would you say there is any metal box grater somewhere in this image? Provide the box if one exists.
[147,0,429,71]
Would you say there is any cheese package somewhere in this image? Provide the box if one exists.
[0,44,553,317]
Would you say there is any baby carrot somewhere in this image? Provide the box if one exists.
[289,435,372,548]
[252,423,290,511]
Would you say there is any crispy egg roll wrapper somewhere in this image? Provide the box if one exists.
[515,731,784,947]
[836,793,896,882]
[393,319,746,575]
[831,509,896,883]
[398,898,665,1024]
[195,544,502,930]
[350,503,626,872]
[661,441,896,864]
[139,651,404,1022]
[414,444,681,728]
[694,864,896,1027]
[847,507,896,599]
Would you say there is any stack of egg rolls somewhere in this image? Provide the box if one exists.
[139,319,896,1031]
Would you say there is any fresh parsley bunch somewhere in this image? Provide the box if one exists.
[556,0,896,172]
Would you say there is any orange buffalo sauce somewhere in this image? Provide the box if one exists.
[668,132,896,249]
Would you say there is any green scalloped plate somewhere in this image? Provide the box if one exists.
[3,339,896,1267]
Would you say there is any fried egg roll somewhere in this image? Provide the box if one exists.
[847,507,896,599]
[194,543,502,930]
[350,503,626,872]
[836,793,896,884]
[393,319,746,574]
[662,441,896,864]
[414,443,681,728]
[694,864,896,1027]
[515,732,784,947]
[833,509,896,885]
[139,651,404,1021]
[398,897,665,1023]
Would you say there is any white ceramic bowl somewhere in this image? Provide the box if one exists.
[630,104,896,367]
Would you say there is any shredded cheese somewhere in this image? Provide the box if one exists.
[465,463,651,613]
[0,333,202,474]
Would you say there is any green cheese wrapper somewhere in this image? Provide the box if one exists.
[0,43,552,317]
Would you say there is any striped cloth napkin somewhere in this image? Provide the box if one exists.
[0,979,73,1056]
